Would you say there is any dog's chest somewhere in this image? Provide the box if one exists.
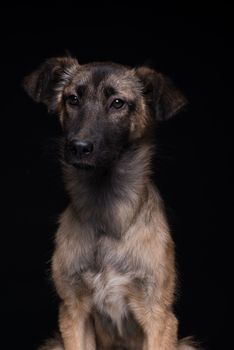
[83,267,131,334]
[67,233,144,337]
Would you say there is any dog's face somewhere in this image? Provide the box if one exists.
[24,57,186,169]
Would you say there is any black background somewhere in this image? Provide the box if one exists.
[1,10,233,350]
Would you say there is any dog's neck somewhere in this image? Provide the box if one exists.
[63,143,154,237]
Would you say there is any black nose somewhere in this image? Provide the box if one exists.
[68,139,94,157]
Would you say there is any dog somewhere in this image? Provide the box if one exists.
[24,57,198,350]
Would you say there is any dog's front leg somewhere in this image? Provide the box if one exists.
[59,302,96,350]
[144,311,178,350]
[130,298,178,350]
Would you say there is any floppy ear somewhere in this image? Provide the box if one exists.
[135,66,187,121]
[23,56,79,112]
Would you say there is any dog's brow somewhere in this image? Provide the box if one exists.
[103,86,117,98]
[76,85,87,97]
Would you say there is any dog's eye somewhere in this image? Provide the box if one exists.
[66,95,79,106]
[110,99,125,109]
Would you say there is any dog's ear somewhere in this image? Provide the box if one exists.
[135,66,187,121]
[23,56,79,112]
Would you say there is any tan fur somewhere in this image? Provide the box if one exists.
[50,161,195,350]
[24,58,197,350]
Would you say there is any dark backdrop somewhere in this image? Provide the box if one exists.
[1,12,233,350]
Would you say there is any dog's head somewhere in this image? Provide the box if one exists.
[24,57,187,169]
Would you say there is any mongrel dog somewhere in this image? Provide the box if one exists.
[24,57,198,350]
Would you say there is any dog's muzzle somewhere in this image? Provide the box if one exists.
[65,139,94,167]
[69,139,93,157]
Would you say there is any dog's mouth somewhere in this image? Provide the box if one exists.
[72,162,96,170]
[64,148,96,170]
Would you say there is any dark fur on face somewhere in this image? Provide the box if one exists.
[23,57,199,350]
